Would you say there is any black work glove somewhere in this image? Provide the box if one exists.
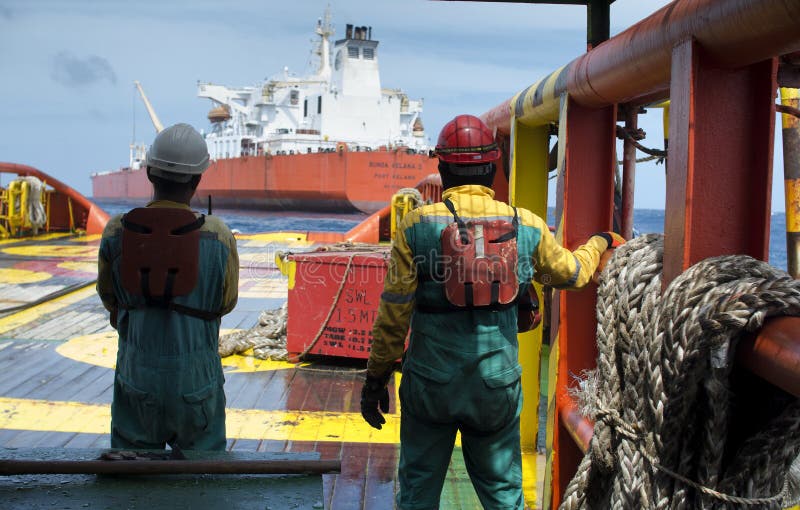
[360,373,391,430]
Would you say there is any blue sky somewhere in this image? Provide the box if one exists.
[0,0,787,211]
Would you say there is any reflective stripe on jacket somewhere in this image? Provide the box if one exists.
[367,184,607,377]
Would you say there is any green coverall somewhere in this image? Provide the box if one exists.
[97,200,239,450]
[367,185,607,509]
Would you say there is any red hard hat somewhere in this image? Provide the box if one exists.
[434,114,500,164]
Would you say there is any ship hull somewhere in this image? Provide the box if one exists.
[92,149,437,213]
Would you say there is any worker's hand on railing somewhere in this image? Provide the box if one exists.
[360,373,391,430]
[592,231,626,250]
[591,232,626,284]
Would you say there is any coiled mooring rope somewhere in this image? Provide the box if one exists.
[560,234,800,509]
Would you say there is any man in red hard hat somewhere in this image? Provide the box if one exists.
[361,114,623,509]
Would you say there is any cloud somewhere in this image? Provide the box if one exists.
[50,51,117,88]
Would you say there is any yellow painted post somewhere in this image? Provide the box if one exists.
[543,95,570,509]
[67,196,75,232]
[780,87,800,279]
[510,117,550,506]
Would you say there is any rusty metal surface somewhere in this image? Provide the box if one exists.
[662,41,776,286]
[552,99,615,509]
[569,0,800,108]
[482,0,800,133]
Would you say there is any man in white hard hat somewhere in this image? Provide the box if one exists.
[97,123,238,450]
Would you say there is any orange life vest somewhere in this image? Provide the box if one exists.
[440,198,519,308]
[120,207,217,320]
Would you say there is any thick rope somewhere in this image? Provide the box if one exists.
[218,303,289,360]
[559,234,800,509]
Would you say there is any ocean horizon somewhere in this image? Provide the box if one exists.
[94,201,790,274]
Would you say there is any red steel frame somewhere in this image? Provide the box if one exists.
[552,101,616,504]
[663,40,776,284]
[477,1,800,508]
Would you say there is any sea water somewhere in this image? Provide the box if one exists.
[95,201,790,274]
[632,208,789,270]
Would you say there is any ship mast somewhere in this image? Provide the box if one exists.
[314,6,334,80]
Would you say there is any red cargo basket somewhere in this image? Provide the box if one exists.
[286,248,391,360]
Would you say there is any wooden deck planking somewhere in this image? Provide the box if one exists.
[0,234,532,509]
[363,443,399,510]
[329,442,371,509]
[12,310,108,342]
[0,300,105,340]
[6,352,100,402]
[63,432,109,449]
[251,365,295,410]
[224,369,281,411]
[33,363,110,404]
[77,374,114,405]
[0,342,52,374]
[0,345,69,397]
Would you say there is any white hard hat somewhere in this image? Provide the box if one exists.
[146,123,210,183]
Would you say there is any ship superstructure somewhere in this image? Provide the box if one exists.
[92,9,437,213]
[197,10,427,160]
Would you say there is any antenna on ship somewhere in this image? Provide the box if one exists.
[314,4,334,80]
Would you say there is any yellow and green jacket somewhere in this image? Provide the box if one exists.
[97,200,239,329]
[367,184,608,377]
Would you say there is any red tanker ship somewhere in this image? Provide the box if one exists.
[92,9,437,213]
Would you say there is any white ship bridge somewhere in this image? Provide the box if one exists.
[198,12,428,160]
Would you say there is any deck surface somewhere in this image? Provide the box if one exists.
[0,232,543,509]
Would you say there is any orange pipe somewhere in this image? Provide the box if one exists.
[737,316,800,398]
[482,0,800,133]
[0,162,110,235]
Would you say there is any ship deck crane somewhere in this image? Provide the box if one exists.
[134,80,164,133]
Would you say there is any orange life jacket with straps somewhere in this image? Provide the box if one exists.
[119,207,219,320]
[440,198,519,308]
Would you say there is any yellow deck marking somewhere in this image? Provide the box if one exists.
[0,284,96,335]
[0,268,52,284]
[239,252,281,265]
[57,261,97,274]
[3,245,98,258]
[0,396,401,444]
[57,331,296,373]
[56,331,118,368]
[76,234,102,243]
[222,352,296,373]
[237,232,309,244]
[0,233,71,245]
[238,276,288,299]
